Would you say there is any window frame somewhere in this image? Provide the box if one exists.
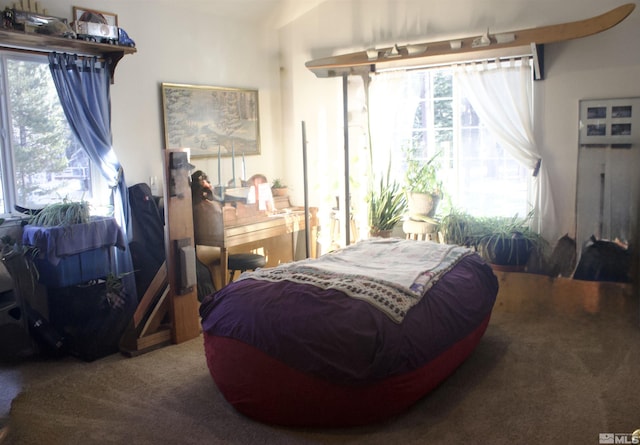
[386,66,533,218]
[0,50,106,218]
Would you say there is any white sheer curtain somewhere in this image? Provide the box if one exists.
[453,60,558,241]
[368,71,421,180]
[345,74,370,243]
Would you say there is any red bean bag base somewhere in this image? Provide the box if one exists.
[204,314,491,427]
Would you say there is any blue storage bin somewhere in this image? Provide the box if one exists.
[22,216,125,288]
[34,247,112,288]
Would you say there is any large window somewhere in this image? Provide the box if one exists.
[379,67,532,218]
[0,53,94,215]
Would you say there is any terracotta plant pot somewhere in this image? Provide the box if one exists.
[272,187,288,197]
[407,192,440,218]
[370,229,393,238]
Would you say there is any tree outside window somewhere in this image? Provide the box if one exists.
[1,55,92,213]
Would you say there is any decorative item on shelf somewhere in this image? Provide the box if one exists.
[271,178,288,197]
[117,27,135,47]
[471,29,492,48]
[0,3,136,84]
[0,2,136,49]
[1,8,15,29]
[406,43,428,55]
[3,1,74,37]
[71,6,118,44]
[366,48,379,61]
[495,32,516,44]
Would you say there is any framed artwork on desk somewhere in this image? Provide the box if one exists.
[161,83,261,158]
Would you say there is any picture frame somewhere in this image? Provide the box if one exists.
[161,83,261,158]
[579,97,640,145]
[72,6,118,27]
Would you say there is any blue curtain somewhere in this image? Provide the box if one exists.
[48,52,137,303]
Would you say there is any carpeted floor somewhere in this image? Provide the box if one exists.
[1,271,639,444]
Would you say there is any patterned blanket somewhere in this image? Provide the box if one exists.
[236,238,473,323]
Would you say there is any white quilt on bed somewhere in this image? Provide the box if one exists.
[237,238,473,323]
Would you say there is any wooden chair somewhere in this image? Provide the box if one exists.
[227,253,266,283]
[193,200,266,288]
[196,246,266,287]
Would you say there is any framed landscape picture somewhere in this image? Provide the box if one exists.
[161,83,261,158]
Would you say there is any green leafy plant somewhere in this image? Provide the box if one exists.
[104,272,133,310]
[439,208,477,247]
[440,210,548,268]
[271,178,289,197]
[367,171,407,235]
[28,198,90,227]
[476,214,547,266]
[404,149,443,198]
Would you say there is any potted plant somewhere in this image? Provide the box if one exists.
[475,214,548,271]
[28,199,90,227]
[404,149,443,219]
[440,210,548,271]
[271,178,288,197]
[367,172,407,238]
[439,209,478,247]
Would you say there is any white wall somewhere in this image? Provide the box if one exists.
[540,9,640,239]
[279,0,640,243]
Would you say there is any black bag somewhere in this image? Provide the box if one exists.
[128,183,165,298]
[573,236,631,283]
[25,305,67,358]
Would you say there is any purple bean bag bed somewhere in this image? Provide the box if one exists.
[200,238,498,427]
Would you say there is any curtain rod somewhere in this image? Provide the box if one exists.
[0,46,106,60]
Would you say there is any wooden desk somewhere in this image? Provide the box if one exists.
[193,200,313,286]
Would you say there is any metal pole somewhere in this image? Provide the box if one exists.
[302,121,310,258]
[342,74,351,246]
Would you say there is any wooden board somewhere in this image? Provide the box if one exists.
[305,3,635,77]
[164,148,201,344]
[119,264,171,356]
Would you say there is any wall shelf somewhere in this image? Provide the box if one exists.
[305,3,634,78]
[0,27,136,82]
